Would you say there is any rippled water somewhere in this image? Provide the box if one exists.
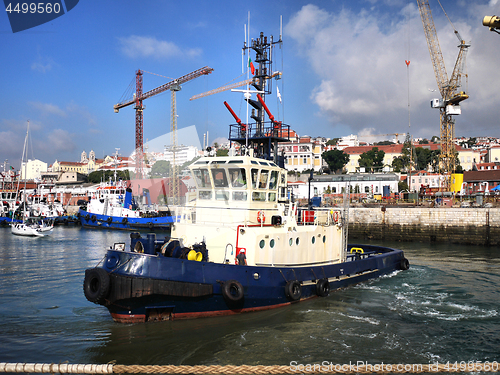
[0,227,498,367]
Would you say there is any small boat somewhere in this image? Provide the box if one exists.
[83,31,409,323]
[11,121,54,237]
[78,180,174,231]
[11,217,54,237]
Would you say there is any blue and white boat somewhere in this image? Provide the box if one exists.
[78,181,174,231]
[83,31,409,323]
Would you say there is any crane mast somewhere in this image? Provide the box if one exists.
[416,0,469,187]
[114,67,214,180]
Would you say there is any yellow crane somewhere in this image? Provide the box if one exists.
[416,0,470,186]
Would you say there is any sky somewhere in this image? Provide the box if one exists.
[1,0,499,170]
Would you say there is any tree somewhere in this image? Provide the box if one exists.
[87,170,130,183]
[321,149,349,173]
[216,148,228,157]
[414,147,432,171]
[374,141,395,146]
[326,138,340,146]
[150,160,171,178]
[391,137,414,172]
[358,147,385,172]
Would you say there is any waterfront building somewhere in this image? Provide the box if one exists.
[279,136,324,172]
[20,159,47,180]
[288,173,400,199]
[343,143,480,173]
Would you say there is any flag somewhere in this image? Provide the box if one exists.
[277,86,282,103]
[249,58,255,75]
[10,166,14,170]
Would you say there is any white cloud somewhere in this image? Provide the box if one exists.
[45,129,76,154]
[285,2,500,138]
[29,102,66,117]
[118,35,202,59]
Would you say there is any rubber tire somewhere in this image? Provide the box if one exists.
[107,217,112,224]
[285,280,302,301]
[122,218,128,224]
[316,278,330,297]
[91,215,96,222]
[83,268,110,305]
[222,280,244,303]
[400,257,410,271]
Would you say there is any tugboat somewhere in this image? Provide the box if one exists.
[78,180,175,231]
[83,31,409,323]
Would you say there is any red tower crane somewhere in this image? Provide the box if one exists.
[113,66,214,179]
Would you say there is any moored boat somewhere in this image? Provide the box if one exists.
[78,180,174,230]
[83,30,409,323]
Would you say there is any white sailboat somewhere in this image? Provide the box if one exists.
[11,121,54,237]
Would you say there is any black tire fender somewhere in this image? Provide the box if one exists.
[316,278,330,297]
[83,268,110,305]
[122,217,128,224]
[285,280,302,301]
[85,214,90,221]
[91,215,96,222]
[107,217,112,224]
[222,280,244,303]
[400,257,410,271]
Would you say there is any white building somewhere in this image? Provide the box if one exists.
[158,145,200,166]
[289,173,400,199]
[21,159,47,181]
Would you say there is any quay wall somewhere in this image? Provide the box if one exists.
[347,207,500,246]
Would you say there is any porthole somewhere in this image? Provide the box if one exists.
[312,236,315,244]
[270,239,275,248]
[259,239,265,249]
[289,238,293,246]
[296,237,300,245]
[323,235,326,243]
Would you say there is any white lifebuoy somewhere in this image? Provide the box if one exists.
[257,210,265,224]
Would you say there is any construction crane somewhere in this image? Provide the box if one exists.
[190,72,281,101]
[416,0,470,186]
[190,79,253,101]
[113,67,214,181]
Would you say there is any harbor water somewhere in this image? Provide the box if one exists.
[0,226,498,368]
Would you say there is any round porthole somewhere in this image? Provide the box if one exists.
[289,238,293,246]
[312,236,316,244]
[270,239,275,248]
[259,239,265,249]
[296,237,300,245]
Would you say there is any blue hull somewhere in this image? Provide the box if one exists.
[85,243,409,323]
[78,209,174,231]
[0,217,21,226]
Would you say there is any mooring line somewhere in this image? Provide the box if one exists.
[0,362,498,374]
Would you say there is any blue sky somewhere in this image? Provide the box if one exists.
[1,0,499,169]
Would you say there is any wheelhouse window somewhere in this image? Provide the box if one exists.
[232,191,247,201]
[259,170,269,189]
[193,169,211,188]
[252,192,266,201]
[211,168,228,188]
[269,170,278,190]
[251,168,259,189]
[229,168,247,188]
